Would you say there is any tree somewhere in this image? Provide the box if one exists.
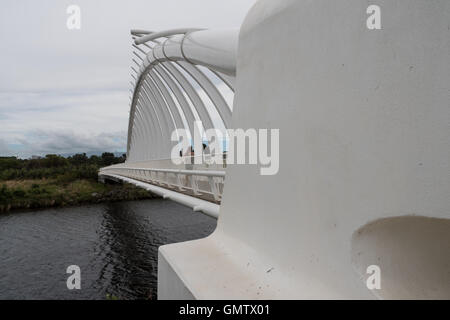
[69,153,88,166]
[101,152,116,166]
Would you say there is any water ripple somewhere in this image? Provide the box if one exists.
[0,199,216,300]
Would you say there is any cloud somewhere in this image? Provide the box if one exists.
[12,130,127,158]
[0,139,11,156]
[0,88,130,158]
[0,0,256,158]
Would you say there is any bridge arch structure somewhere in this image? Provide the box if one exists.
[100,28,239,217]
[127,28,236,161]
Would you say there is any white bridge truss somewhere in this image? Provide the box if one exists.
[127,28,236,161]
[100,28,238,215]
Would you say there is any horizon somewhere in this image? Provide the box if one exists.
[0,150,127,160]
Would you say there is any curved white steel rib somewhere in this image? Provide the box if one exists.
[126,28,237,162]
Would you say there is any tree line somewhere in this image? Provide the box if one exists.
[0,153,126,181]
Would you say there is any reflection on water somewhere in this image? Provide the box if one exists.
[0,199,216,300]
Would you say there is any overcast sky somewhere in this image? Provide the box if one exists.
[0,0,256,158]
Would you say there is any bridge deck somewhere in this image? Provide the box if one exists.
[99,161,225,218]
[108,174,221,205]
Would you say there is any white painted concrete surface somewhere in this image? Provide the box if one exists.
[158,0,450,299]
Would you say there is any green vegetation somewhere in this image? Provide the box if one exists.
[0,153,124,181]
[0,153,156,213]
[105,293,120,300]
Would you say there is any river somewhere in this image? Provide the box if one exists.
[0,199,217,300]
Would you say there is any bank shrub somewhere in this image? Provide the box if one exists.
[12,188,26,198]
[0,184,12,203]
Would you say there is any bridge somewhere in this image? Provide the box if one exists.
[99,28,237,218]
[100,0,450,300]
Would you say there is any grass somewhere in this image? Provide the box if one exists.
[0,153,157,213]
[0,178,155,213]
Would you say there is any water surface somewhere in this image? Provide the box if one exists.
[0,199,216,300]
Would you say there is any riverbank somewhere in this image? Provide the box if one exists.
[0,153,160,213]
[0,178,158,213]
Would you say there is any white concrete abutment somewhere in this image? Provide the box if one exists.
[157,0,450,299]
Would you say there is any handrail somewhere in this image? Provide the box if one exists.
[101,164,225,203]
[101,167,225,178]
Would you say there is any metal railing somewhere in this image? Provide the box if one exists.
[100,163,225,202]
